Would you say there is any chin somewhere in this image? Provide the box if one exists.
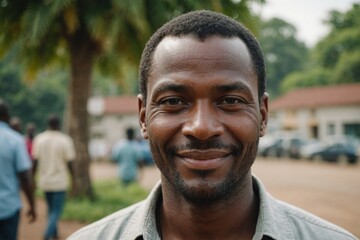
[173,171,241,204]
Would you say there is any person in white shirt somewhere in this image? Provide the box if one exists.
[33,114,75,240]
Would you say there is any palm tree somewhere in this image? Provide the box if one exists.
[0,0,264,198]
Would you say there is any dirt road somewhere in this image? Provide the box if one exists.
[20,158,360,239]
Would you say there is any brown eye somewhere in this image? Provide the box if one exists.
[219,97,243,105]
[161,98,183,105]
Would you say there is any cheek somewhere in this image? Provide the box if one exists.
[147,114,183,146]
[225,114,260,142]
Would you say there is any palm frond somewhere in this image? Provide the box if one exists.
[21,0,73,47]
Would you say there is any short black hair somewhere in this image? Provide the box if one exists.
[0,99,9,123]
[139,10,266,102]
[126,127,135,140]
[48,114,60,130]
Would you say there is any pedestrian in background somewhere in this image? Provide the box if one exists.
[33,114,75,240]
[111,127,144,186]
[9,116,22,134]
[0,100,36,240]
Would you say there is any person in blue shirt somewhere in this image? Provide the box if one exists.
[111,128,144,186]
[0,99,36,240]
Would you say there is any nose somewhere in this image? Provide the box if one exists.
[182,100,224,141]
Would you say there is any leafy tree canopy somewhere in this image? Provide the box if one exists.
[281,3,360,93]
[258,17,308,98]
[0,54,67,132]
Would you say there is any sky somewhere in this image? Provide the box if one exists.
[253,0,359,46]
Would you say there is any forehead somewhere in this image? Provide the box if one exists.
[150,35,255,80]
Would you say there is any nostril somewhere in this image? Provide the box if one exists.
[182,118,223,141]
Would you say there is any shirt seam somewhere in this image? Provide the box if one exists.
[285,210,356,239]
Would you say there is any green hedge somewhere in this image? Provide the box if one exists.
[61,180,149,223]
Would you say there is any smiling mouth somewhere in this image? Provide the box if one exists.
[176,149,231,170]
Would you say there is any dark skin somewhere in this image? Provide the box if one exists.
[138,36,268,239]
[19,170,37,223]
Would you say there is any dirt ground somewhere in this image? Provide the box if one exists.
[19,158,360,239]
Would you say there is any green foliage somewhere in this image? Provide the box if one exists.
[0,55,67,131]
[258,18,308,98]
[62,180,148,223]
[281,3,360,93]
[280,67,330,92]
[0,0,265,90]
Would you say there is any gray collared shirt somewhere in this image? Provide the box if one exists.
[68,176,357,240]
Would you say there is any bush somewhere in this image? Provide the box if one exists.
[62,180,148,223]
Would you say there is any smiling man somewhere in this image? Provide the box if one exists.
[68,10,356,240]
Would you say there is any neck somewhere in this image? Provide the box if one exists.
[158,173,259,240]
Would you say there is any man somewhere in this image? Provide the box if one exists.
[68,10,356,240]
[33,115,75,240]
[0,100,36,240]
[111,127,144,186]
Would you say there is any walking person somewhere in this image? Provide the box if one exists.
[33,114,75,240]
[111,127,144,186]
[0,100,36,240]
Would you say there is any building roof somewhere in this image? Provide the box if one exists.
[104,96,138,114]
[270,83,360,111]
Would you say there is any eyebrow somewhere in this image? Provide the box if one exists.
[216,82,251,93]
[152,82,190,97]
[151,81,252,98]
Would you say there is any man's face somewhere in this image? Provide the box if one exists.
[138,35,268,202]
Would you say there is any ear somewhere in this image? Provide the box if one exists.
[259,92,269,137]
[138,94,148,139]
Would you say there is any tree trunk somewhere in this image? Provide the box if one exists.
[67,30,96,199]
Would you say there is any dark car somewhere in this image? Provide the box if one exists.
[307,142,359,164]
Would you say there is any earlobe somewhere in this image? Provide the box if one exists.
[138,94,148,139]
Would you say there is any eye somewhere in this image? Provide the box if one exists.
[160,97,184,106]
[158,97,187,113]
[219,96,245,105]
[217,96,247,111]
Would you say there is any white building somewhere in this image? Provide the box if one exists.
[88,95,139,160]
[269,83,360,141]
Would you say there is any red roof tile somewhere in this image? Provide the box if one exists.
[270,83,360,111]
[104,96,138,114]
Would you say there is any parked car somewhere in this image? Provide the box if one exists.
[299,139,324,159]
[258,134,307,158]
[304,142,359,164]
[287,137,307,159]
[258,135,283,157]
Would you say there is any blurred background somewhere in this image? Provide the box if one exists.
[1,0,359,238]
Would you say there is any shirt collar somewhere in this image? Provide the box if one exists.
[124,176,293,240]
[122,181,162,240]
[253,175,295,240]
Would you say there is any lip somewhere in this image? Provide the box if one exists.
[176,149,231,170]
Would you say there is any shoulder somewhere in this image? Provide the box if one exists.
[253,176,357,240]
[33,131,48,141]
[67,201,144,240]
[2,128,26,147]
[276,200,357,240]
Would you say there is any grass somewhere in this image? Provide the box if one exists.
[61,180,149,223]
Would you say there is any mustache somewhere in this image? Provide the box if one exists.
[167,139,242,156]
